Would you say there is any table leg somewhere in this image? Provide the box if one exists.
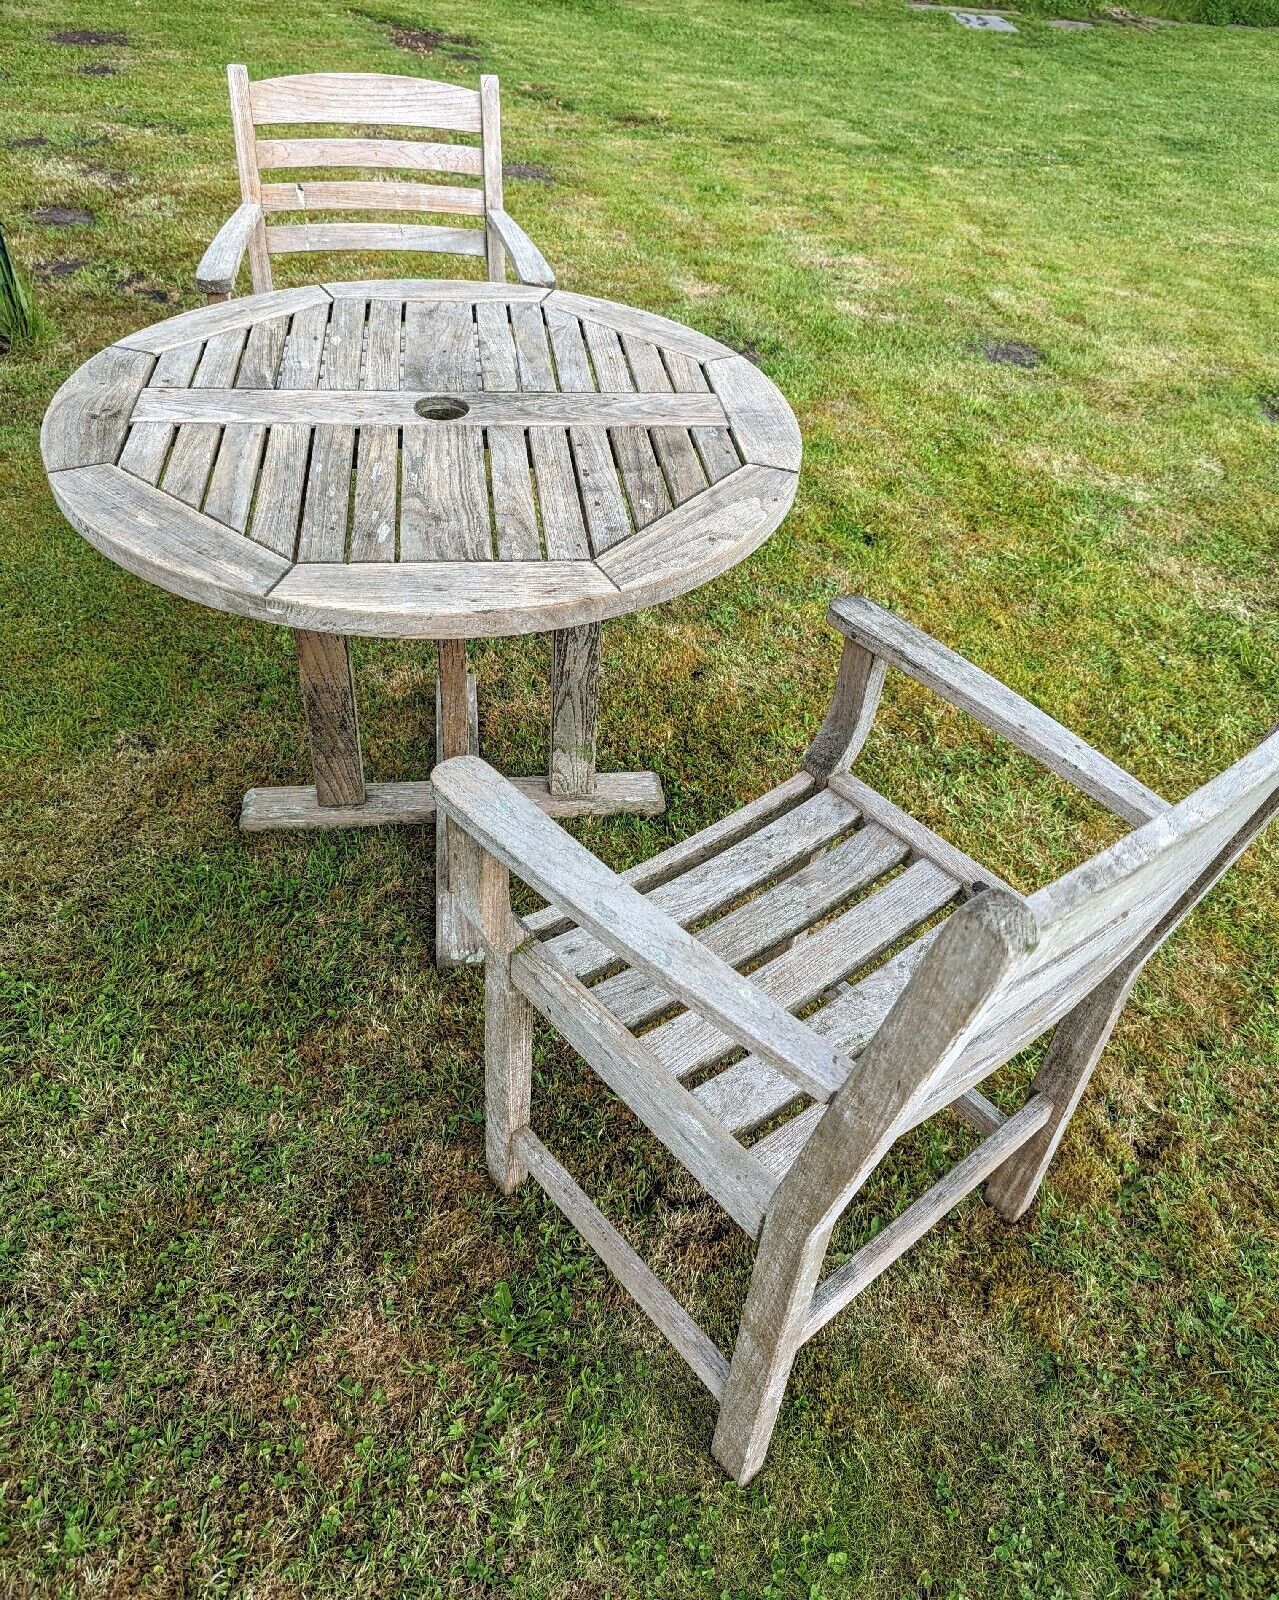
[295,629,365,807]
[436,639,482,968]
[550,623,601,799]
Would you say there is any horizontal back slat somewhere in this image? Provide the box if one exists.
[260,180,485,217]
[256,137,484,175]
[250,73,483,132]
[265,222,487,257]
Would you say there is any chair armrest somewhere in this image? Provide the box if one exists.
[432,755,843,1099]
[195,202,262,297]
[828,595,1170,827]
[485,207,556,288]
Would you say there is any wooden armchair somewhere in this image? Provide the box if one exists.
[432,595,1279,1484]
[196,67,554,302]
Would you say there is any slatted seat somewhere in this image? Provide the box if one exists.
[195,67,554,302]
[432,594,1279,1483]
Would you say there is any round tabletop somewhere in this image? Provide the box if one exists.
[42,280,801,639]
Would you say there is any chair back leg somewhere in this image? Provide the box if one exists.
[712,1215,831,1484]
[985,960,1139,1221]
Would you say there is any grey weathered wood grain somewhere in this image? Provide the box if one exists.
[203,315,288,531]
[622,333,707,506]
[239,770,665,831]
[249,71,483,131]
[662,347,741,483]
[643,858,960,1083]
[432,757,849,1100]
[161,328,249,509]
[257,138,485,176]
[546,785,860,982]
[706,355,803,472]
[597,823,909,1032]
[476,301,540,557]
[260,179,485,216]
[803,638,887,779]
[49,463,289,617]
[131,388,728,429]
[195,201,264,297]
[42,347,156,472]
[349,297,402,562]
[545,308,631,556]
[294,628,365,807]
[401,300,490,561]
[227,65,273,294]
[265,222,487,257]
[487,208,555,288]
[250,299,330,557]
[479,73,505,283]
[117,286,330,353]
[521,774,815,939]
[297,295,365,561]
[550,624,601,799]
[117,343,201,484]
[581,317,669,534]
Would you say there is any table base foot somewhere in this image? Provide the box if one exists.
[239,772,666,833]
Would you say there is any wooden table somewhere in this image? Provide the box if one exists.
[41,278,801,961]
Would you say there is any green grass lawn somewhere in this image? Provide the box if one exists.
[2,1,1278,1595]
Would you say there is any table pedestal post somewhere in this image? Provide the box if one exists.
[295,630,365,808]
[435,641,483,967]
[550,624,601,800]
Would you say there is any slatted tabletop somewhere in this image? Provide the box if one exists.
[42,280,801,639]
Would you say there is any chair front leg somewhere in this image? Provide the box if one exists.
[451,831,534,1192]
[985,960,1140,1221]
[485,952,534,1193]
[713,1214,831,1485]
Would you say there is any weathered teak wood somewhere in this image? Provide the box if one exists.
[435,644,482,967]
[196,66,553,298]
[45,280,801,963]
[550,624,601,799]
[434,599,1279,1485]
[294,629,364,807]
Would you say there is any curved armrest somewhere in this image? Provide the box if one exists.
[195,201,262,297]
[485,207,556,288]
[432,755,843,1099]
[828,595,1169,827]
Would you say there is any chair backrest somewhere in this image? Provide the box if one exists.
[921,722,1279,1123]
[226,66,505,291]
[779,722,1279,1226]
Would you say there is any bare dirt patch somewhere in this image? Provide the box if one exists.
[4,135,47,149]
[32,206,95,227]
[1259,393,1279,422]
[36,258,87,278]
[503,161,555,183]
[78,62,118,77]
[50,28,128,45]
[79,163,129,186]
[978,338,1045,369]
[117,271,172,304]
[389,24,479,55]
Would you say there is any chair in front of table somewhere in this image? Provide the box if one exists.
[432,594,1279,1483]
[195,66,554,301]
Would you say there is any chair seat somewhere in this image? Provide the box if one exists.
[522,769,1005,1197]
